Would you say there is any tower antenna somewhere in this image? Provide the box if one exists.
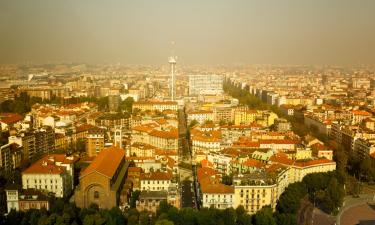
[168,41,177,101]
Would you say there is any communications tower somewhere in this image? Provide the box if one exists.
[169,42,177,101]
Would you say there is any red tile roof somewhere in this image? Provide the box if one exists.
[352,110,372,116]
[242,158,264,168]
[269,153,294,165]
[201,159,214,168]
[197,167,218,183]
[75,124,98,133]
[80,146,125,178]
[128,167,142,173]
[200,178,234,194]
[0,113,23,125]
[23,154,77,174]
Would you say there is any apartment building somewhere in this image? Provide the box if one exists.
[22,154,76,198]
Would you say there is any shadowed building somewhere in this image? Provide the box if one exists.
[74,146,129,209]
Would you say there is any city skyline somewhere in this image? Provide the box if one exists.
[1,0,375,65]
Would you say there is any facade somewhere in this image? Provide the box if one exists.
[131,125,179,151]
[232,166,289,214]
[86,131,105,158]
[201,181,234,209]
[140,171,173,191]
[0,143,23,171]
[132,101,178,112]
[354,138,375,159]
[234,110,258,125]
[8,127,55,161]
[6,187,50,212]
[108,94,120,112]
[22,154,76,198]
[187,110,215,125]
[136,190,168,213]
[188,74,223,96]
[74,146,129,209]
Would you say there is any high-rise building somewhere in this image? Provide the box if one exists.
[188,74,223,96]
[86,131,105,158]
[108,94,120,112]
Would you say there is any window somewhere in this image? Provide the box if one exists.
[94,191,99,199]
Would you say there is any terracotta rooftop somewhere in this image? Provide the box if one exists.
[23,154,77,175]
[149,129,178,139]
[201,159,214,168]
[197,167,218,183]
[128,167,142,173]
[200,178,234,194]
[352,110,372,116]
[269,153,294,165]
[242,158,264,168]
[75,124,98,133]
[80,146,125,178]
[0,113,23,125]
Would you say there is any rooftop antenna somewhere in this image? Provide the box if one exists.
[168,41,177,101]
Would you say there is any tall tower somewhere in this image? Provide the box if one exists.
[169,42,177,101]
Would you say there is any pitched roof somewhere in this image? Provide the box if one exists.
[200,178,234,194]
[352,110,372,116]
[201,159,214,168]
[0,113,23,125]
[23,154,77,175]
[80,146,125,178]
[242,158,264,168]
[294,158,334,167]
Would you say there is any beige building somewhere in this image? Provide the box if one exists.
[86,132,105,157]
[232,165,289,214]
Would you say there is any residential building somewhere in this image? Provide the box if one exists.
[6,187,50,212]
[22,154,76,198]
[188,74,223,96]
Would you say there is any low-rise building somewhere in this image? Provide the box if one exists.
[140,171,173,191]
[22,154,76,198]
[74,146,129,209]
[6,187,50,212]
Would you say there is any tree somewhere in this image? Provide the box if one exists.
[139,211,152,225]
[188,120,199,129]
[253,206,276,225]
[157,200,173,217]
[274,213,297,225]
[76,139,86,154]
[221,174,233,185]
[155,219,174,225]
[276,182,307,214]
[326,178,344,214]
[129,190,141,208]
[120,97,134,113]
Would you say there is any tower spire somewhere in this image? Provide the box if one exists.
[169,41,177,101]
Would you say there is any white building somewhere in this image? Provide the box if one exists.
[189,74,223,96]
[22,154,76,198]
[140,171,173,191]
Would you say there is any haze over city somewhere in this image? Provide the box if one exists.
[1,0,375,65]
[1,1,375,225]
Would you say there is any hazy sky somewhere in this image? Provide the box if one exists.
[1,0,375,65]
